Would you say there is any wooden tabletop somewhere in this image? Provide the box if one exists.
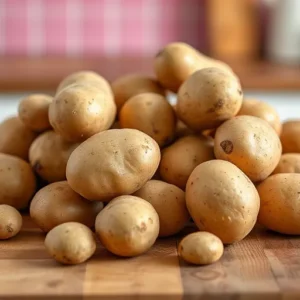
[0,216,300,299]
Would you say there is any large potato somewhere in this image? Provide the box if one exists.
[214,116,282,182]
[280,120,300,153]
[95,195,159,257]
[0,204,22,240]
[29,130,79,183]
[257,174,300,234]
[186,160,260,244]
[177,68,243,131]
[66,129,161,201]
[272,153,300,174]
[119,93,176,147]
[0,153,36,209]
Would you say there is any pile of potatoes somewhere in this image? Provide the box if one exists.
[0,42,300,266]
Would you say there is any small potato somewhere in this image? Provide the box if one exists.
[0,116,37,160]
[45,222,96,264]
[186,160,260,244]
[119,93,176,147]
[214,116,282,182]
[30,181,103,232]
[0,204,22,239]
[29,131,79,183]
[95,195,159,257]
[177,68,243,131]
[280,120,300,153]
[18,94,53,132]
[257,174,300,234]
[0,153,36,209]
[159,135,214,189]
[178,232,224,265]
[272,153,300,174]
[134,180,190,237]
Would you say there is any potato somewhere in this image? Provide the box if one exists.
[29,130,79,183]
[237,98,282,135]
[178,232,224,265]
[67,129,160,201]
[0,153,36,209]
[186,160,260,244]
[45,222,96,264]
[111,74,165,111]
[0,204,22,239]
[95,195,159,257]
[272,153,300,174]
[49,83,116,142]
[133,180,189,237]
[159,135,214,189]
[119,93,176,147]
[0,116,37,160]
[257,174,300,234]
[214,116,282,182]
[280,120,300,153]
[177,68,243,131]
[154,42,233,92]
[18,94,53,132]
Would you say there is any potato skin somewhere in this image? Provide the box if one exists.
[133,180,189,237]
[280,120,300,153]
[95,195,159,257]
[119,93,176,147]
[177,68,243,130]
[0,153,36,209]
[257,174,300,234]
[178,232,223,265]
[272,153,300,174]
[186,160,260,244]
[66,129,161,201]
[214,116,282,182]
[0,204,22,239]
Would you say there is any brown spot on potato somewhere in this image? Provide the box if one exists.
[33,161,43,172]
[220,140,233,154]
[6,224,13,233]
[238,89,242,96]
[139,222,147,232]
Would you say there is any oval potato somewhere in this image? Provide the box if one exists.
[280,120,300,153]
[0,204,22,240]
[272,153,300,174]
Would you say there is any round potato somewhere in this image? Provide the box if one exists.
[119,93,176,147]
[186,160,260,244]
[45,222,96,264]
[49,83,116,142]
[214,116,282,182]
[0,116,37,160]
[0,204,22,239]
[18,94,53,132]
[177,68,243,131]
[257,174,300,234]
[133,180,189,237]
[29,130,79,183]
[272,153,300,174]
[178,232,224,265]
[237,98,282,135]
[0,153,36,209]
[159,135,214,189]
[280,120,300,153]
[95,195,159,257]
[67,129,161,201]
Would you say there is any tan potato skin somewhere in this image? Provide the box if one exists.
[29,131,79,183]
[0,204,22,239]
[177,68,243,131]
[272,153,300,174]
[0,153,36,209]
[178,232,224,265]
[66,129,161,201]
[18,94,53,132]
[133,180,189,237]
[49,84,116,142]
[95,195,159,257]
[186,160,260,244]
[119,93,176,147]
[45,222,96,264]
[0,116,37,160]
[257,174,300,234]
[280,120,300,153]
[214,116,282,182]
[159,135,214,189]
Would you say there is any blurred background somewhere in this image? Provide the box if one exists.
[0,0,299,120]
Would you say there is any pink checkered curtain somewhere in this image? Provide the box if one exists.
[0,0,207,57]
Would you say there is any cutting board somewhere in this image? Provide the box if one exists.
[0,216,300,299]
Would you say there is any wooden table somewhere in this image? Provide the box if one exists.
[0,216,300,299]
